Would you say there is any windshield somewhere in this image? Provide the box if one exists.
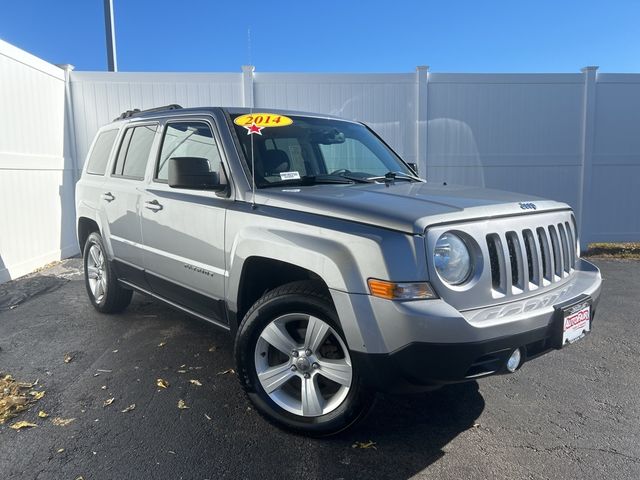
[230,113,414,187]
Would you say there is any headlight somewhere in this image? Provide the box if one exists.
[434,232,472,285]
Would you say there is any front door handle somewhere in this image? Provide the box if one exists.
[144,199,164,212]
[102,192,115,202]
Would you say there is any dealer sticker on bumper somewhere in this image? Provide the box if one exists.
[562,303,591,345]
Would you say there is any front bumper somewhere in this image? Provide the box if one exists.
[331,259,602,392]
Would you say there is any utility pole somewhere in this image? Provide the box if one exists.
[103,0,118,71]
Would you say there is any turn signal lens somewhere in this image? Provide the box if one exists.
[367,279,437,301]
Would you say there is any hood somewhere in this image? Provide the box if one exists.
[255,182,570,234]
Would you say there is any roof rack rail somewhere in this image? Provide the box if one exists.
[114,104,183,121]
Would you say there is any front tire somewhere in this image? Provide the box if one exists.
[235,280,374,436]
[83,232,132,313]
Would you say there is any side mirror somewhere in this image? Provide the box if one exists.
[168,157,227,191]
[407,163,419,176]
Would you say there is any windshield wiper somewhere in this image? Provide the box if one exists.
[366,171,422,182]
[258,174,356,189]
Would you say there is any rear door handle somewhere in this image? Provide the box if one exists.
[144,199,163,212]
[102,192,115,202]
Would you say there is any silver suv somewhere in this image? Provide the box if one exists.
[76,105,602,435]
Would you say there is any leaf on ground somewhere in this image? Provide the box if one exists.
[38,411,49,418]
[57,448,65,453]
[121,404,136,413]
[208,346,217,352]
[0,374,44,424]
[189,379,202,387]
[103,397,115,407]
[51,417,75,426]
[204,413,212,421]
[63,353,74,364]
[10,421,37,430]
[352,440,377,450]
[30,391,45,401]
[101,385,107,390]
[158,342,166,348]
[156,378,169,389]
[177,399,189,410]
[217,369,235,376]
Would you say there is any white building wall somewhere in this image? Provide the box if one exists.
[0,40,76,283]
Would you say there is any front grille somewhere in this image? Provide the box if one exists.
[487,220,577,294]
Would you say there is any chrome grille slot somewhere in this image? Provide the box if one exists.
[486,234,505,292]
[537,227,552,283]
[565,221,576,268]
[426,209,578,311]
[505,231,524,291]
[522,229,540,286]
[558,223,571,274]
[548,225,563,278]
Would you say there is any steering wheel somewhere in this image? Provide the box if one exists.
[329,168,351,176]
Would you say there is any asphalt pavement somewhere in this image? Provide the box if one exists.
[0,258,638,480]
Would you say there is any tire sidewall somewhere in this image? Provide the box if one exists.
[83,232,109,309]
[235,289,372,436]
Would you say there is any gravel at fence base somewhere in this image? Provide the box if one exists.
[0,258,638,480]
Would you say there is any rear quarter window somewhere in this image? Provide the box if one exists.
[85,129,118,175]
[113,125,157,180]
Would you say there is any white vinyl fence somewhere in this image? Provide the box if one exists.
[1,38,639,283]
[0,40,77,283]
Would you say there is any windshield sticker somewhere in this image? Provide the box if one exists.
[234,113,293,136]
[279,171,301,180]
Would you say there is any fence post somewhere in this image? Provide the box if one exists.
[242,65,255,108]
[416,66,429,178]
[578,66,598,250]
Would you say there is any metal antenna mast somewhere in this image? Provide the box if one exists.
[248,27,257,208]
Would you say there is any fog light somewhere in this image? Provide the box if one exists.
[506,348,522,373]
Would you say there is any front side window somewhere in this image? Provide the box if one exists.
[113,125,157,180]
[156,121,221,182]
[230,114,414,187]
[86,129,118,175]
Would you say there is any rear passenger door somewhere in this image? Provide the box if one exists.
[139,118,229,324]
[101,123,158,285]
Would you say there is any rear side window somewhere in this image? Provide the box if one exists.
[86,129,118,175]
[113,125,157,180]
[156,121,222,182]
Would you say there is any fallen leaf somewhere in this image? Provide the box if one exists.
[158,342,166,348]
[217,369,235,375]
[204,413,212,421]
[101,385,107,390]
[472,422,481,428]
[177,399,189,410]
[10,421,37,430]
[63,353,74,364]
[38,411,49,418]
[30,391,45,401]
[112,350,118,353]
[51,417,75,426]
[189,379,202,387]
[103,397,115,407]
[57,448,65,453]
[208,346,217,352]
[156,378,169,389]
[352,440,377,450]
[121,404,136,413]
[168,450,176,455]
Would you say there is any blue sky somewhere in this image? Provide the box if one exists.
[0,0,638,73]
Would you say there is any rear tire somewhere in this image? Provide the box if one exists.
[235,280,374,436]
[83,232,132,313]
